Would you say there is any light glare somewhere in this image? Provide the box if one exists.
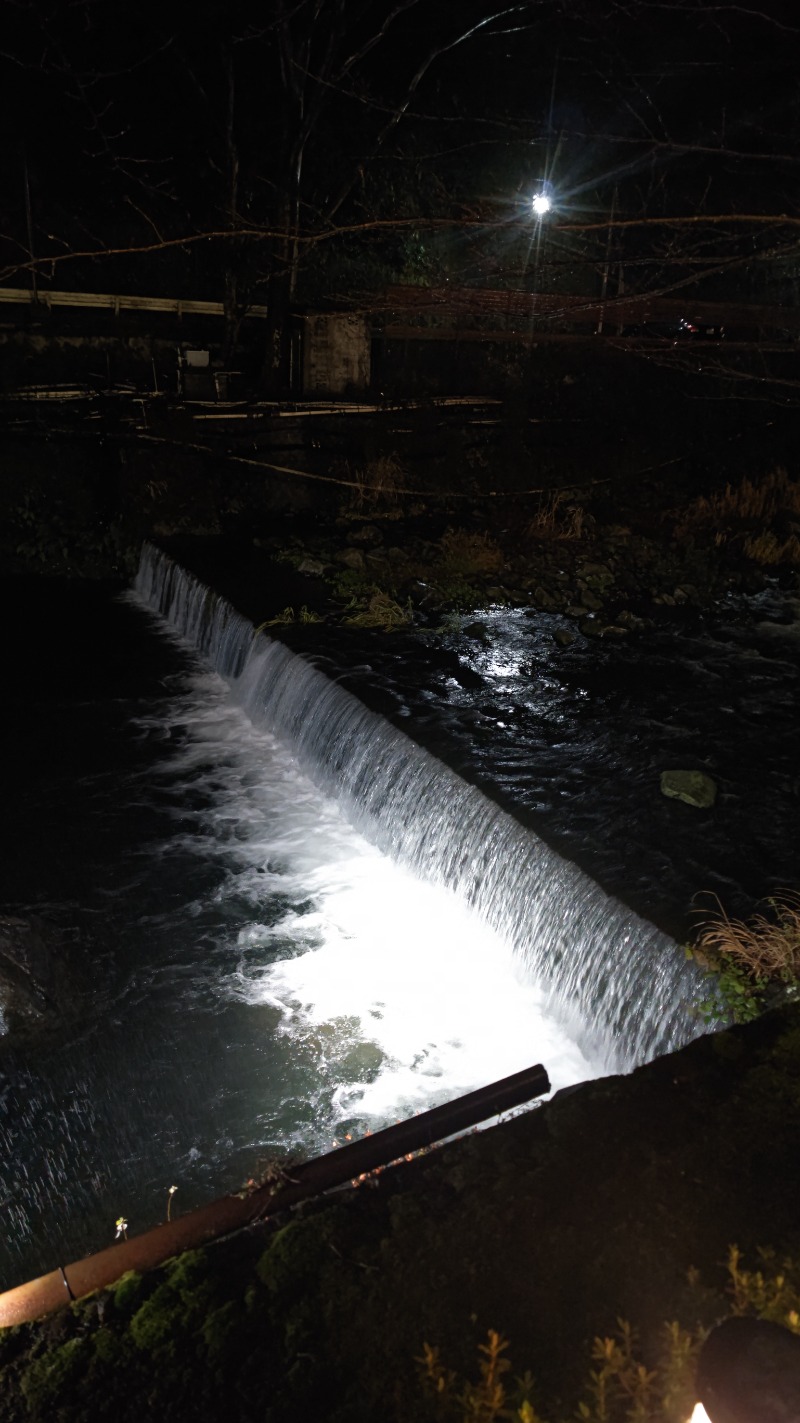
[532,193,551,216]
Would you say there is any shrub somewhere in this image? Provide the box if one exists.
[417,1247,800,1423]
[344,589,413,629]
[437,528,503,576]
[525,492,588,542]
[688,891,800,1024]
[256,605,323,628]
[343,453,408,511]
[693,893,800,982]
[672,468,800,542]
[741,531,800,566]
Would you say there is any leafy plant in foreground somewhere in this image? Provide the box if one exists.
[417,1247,800,1423]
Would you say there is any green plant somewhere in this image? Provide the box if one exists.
[431,575,486,609]
[271,546,310,569]
[417,1248,800,1423]
[688,892,800,1024]
[691,952,764,1025]
[575,1319,697,1423]
[418,1328,538,1423]
[726,1245,800,1327]
[255,605,323,628]
[332,566,384,601]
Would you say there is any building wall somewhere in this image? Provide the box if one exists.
[301,314,370,396]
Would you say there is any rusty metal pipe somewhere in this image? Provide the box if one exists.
[0,1061,550,1328]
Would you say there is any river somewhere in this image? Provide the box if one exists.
[0,562,797,1289]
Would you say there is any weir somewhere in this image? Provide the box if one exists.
[135,542,708,1073]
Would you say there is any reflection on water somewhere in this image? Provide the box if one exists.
[286,593,800,935]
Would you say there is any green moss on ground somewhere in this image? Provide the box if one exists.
[2,1006,800,1422]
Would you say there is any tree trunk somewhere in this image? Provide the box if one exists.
[262,265,293,397]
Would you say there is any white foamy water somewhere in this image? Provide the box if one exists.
[141,662,597,1132]
[135,545,708,1074]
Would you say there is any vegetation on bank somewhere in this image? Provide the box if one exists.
[418,1245,800,1423]
[250,463,800,631]
[671,469,800,568]
[4,1242,798,1423]
[689,892,800,1025]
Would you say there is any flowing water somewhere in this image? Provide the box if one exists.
[7,546,793,1290]
[0,568,606,1288]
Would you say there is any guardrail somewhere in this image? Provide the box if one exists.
[0,287,267,320]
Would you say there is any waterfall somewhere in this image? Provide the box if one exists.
[135,542,708,1073]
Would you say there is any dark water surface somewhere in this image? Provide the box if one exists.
[279,590,800,936]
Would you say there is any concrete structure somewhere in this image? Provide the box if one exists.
[298,312,371,396]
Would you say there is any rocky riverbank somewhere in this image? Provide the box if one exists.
[2,396,798,629]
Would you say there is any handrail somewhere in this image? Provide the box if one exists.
[0,1061,550,1328]
[0,287,266,320]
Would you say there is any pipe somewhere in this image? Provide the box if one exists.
[0,1061,550,1328]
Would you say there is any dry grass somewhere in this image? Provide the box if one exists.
[437,527,504,575]
[741,531,800,566]
[674,468,800,539]
[345,453,407,511]
[694,892,800,981]
[344,589,413,629]
[526,491,588,541]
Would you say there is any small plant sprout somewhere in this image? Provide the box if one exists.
[166,1185,178,1221]
[115,1216,128,1241]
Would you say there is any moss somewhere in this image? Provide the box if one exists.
[128,1251,214,1358]
[90,1328,121,1367]
[200,1300,243,1365]
[19,1336,92,1412]
[256,1208,347,1295]
[0,1322,36,1371]
[108,1270,148,1317]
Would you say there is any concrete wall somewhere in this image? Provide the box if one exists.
[301,314,371,396]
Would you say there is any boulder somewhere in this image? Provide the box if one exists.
[576,559,614,591]
[660,769,718,808]
[347,524,383,547]
[336,548,366,572]
[532,585,560,610]
[463,621,491,643]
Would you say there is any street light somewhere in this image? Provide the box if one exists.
[531,191,551,218]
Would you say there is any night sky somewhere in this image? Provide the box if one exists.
[2,0,799,307]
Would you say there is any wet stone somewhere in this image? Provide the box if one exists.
[660,769,718,808]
